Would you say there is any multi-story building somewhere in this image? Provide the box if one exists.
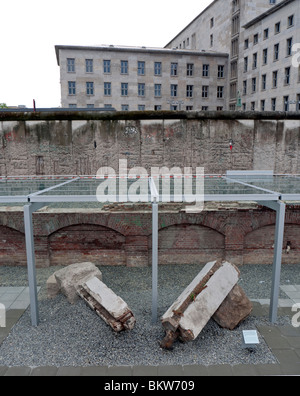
[166,0,300,111]
[56,0,300,111]
[55,45,228,111]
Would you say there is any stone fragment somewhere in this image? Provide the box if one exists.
[46,273,60,299]
[76,276,136,332]
[212,284,253,330]
[54,262,102,304]
[161,260,240,349]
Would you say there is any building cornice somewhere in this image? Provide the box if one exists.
[55,44,228,65]
[243,0,296,29]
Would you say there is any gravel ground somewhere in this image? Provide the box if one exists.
[0,263,299,367]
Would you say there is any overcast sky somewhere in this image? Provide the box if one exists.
[0,0,212,108]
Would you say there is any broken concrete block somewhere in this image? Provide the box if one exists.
[212,284,253,330]
[54,262,102,304]
[161,260,240,349]
[76,276,136,332]
[46,273,61,299]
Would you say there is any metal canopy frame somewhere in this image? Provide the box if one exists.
[0,173,299,327]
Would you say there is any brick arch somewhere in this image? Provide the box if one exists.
[41,213,127,237]
[244,223,300,265]
[0,225,26,266]
[157,212,228,236]
[151,223,225,265]
[48,224,126,266]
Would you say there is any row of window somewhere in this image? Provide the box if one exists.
[243,37,294,71]
[244,14,295,49]
[68,103,225,112]
[67,58,225,78]
[243,66,300,95]
[67,81,225,99]
[243,94,300,112]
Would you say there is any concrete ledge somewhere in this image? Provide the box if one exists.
[1,110,300,122]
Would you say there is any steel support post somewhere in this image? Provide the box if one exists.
[270,201,286,323]
[23,203,47,327]
[257,200,286,323]
[152,199,159,324]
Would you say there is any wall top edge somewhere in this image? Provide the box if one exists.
[0,110,300,122]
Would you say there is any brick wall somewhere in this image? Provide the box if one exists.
[0,205,299,267]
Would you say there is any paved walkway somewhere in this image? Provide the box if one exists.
[0,286,300,376]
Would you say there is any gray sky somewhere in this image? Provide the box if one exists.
[0,0,212,108]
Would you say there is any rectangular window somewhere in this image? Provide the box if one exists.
[122,105,129,111]
[202,106,208,111]
[86,59,93,73]
[186,85,193,98]
[287,38,293,56]
[86,82,94,95]
[121,60,128,74]
[154,84,161,97]
[202,64,210,77]
[261,100,265,111]
[104,82,111,96]
[243,80,247,95]
[253,53,257,69]
[264,28,269,40]
[87,104,94,108]
[103,60,111,73]
[244,57,248,72]
[217,86,224,99]
[262,74,267,90]
[253,33,258,45]
[68,81,76,95]
[138,83,145,97]
[252,77,257,93]
[171,84,178,97]
[154,62,162,76]
[273,71,278,88]
[187,63,194,77]
[121,83,128,96]
[138,61,145,75]
[297,94,300,111]
[283,95,289,111]
[271,98,276,111]
[285,67,291,85]
[251,102,255,111]
[171,63,178,76]
[274,43,280,61]
[202,86,209,98]
[275,22,281,34]
[244,39,249,49]
[218,65,225,78]
[288,15,294,27]
[154,105,162,111]
[263,48,268,65]
[210,34,213,47]
[67,58,75,73]
[138,105,145,111]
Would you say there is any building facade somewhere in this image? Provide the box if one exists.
[166,0,300,111]
[55,46,228,111]
[56,0,300,111]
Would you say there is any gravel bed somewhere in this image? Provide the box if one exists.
[0,263,299,367]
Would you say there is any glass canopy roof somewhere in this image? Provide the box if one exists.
[0,173,299,204]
